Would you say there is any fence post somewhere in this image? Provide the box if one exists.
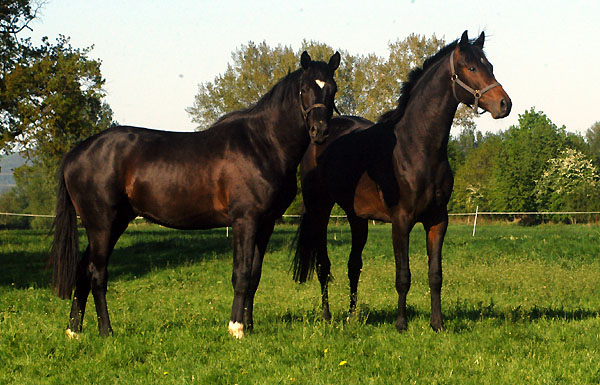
[472,205,479,237]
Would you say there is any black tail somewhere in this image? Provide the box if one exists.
[291,213,318,283]
[49,166,78,299]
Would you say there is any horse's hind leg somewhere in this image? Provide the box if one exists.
[347,215,368,319]
[76,213,130,337]
[313,205,334,321]
[67,247,92,336]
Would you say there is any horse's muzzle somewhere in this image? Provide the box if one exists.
[309,122,329,144]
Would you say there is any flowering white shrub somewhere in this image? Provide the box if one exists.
[535,148,600,215]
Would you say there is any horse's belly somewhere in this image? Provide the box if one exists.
[127,180,230,229]
[353,173,392,222]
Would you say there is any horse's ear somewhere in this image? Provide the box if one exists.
[301,51,311,70]
[474,31,485,48]
[459,30,469,47]
[328,51,341,72]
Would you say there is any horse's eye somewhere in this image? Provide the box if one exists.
[469,67,476,72]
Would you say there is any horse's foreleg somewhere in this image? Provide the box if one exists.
[392,213,413,332]
[229,218,257,339]
[347,215,368,319]
[423,210,448,332]
[243,219,276,333]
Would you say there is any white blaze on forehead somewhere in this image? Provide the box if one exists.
[315,79,325,89]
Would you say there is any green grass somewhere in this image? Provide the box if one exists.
[1,223,599,384]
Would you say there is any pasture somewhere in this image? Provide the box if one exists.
[1,222,599,384]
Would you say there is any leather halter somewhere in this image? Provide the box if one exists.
[450,50,500,116]
[301,101,328,119]
[299,86,328,126]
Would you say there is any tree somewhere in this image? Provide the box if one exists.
[491,108,569,212]
[447,126,484,172]
[585,121,600,167]
[0,181,28,228]
[4,36,114,226]
[186,41,297,129]
[449,134,502,213]
[1,0,44,145]
[2,36,113,159]
[1,5,114,227]
[0,0,41,67]
[187,35,476,130]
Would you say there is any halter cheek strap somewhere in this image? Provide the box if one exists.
[450,50,500,116]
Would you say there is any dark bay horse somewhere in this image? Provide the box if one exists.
[293,31,511,332]
[50,51,341,339]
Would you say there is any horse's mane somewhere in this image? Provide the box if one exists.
[377,40,459,125]
[213,69,302,126]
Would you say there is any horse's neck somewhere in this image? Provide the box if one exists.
[396,61,458,156]
[256,99,309,173]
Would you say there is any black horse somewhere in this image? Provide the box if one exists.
[293,31,511,332]
[50,51,341,339]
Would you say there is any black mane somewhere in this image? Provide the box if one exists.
[377,40,459,125]
[213,69,302,126]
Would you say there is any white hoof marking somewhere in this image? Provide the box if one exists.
[228,321,244,339]
[65,328,79,340]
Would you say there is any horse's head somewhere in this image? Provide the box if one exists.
[299,51,340,144]
[450,31,511,119]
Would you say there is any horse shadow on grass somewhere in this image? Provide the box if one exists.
[267,302,600,332]
[362,302,599,331]
[0,226,298,289]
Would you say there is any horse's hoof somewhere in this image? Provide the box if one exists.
[395,319,408,333]
[430,321,444,332]
[65,328,80,340]
[346,310,357,323]
[228,321,244,339]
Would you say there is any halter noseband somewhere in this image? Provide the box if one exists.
[449,50,500,116]
[301,100,328,120]
[299,86,328,126]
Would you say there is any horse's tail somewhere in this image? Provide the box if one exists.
[49,165,78,299]
[291,213,318,283]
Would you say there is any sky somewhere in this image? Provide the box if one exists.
[23,0,600,136]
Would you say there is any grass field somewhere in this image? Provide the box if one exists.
[1,222,599,384]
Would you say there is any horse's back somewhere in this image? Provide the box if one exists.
[61,124,294,229]
[61,126,236,228]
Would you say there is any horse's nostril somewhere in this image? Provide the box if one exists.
[500,98,507,111]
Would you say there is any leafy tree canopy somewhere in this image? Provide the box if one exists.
[1,1,114,227]
[585,121,600,167]
[187,35,476,130]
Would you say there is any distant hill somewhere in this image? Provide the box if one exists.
[0,153,27,193]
